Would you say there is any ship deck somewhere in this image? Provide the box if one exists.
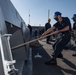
[31,39,76,75]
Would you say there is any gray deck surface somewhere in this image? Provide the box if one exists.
[32,39,76,75]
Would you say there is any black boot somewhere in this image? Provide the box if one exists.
[52,53,63,59]
[45,58,57,65]
[72,54,76,57]
[57,53,63,58]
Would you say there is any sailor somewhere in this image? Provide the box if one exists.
[45,18,51,44]
[28,24,32,35]
[72,14,76,56]
[34,29,38,38]
[41,11,71,65]
[72,14,76,41]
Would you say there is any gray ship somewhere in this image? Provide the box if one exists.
[0,0,30,75]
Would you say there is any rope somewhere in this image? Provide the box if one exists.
[11,32,55,50]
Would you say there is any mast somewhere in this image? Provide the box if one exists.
[29,10,30,25]
[48,9,50,19]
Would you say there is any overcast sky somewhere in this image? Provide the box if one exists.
[11,0,76,27]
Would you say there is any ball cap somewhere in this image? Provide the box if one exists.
[54,11,62,16]
[72,14,76,19]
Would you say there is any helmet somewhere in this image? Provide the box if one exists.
[72,14,76,19]
[48,18,51,21]
[54,11,62,16]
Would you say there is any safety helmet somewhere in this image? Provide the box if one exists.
[54,11,62,16]
[72,14,76,19]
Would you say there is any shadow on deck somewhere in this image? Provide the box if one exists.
[32,41,76,75]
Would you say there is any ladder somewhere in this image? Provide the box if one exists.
[0,31,18,75]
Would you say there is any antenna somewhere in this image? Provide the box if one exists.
[29,10,30,25]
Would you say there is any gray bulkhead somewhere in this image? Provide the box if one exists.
[0,0,30,75]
